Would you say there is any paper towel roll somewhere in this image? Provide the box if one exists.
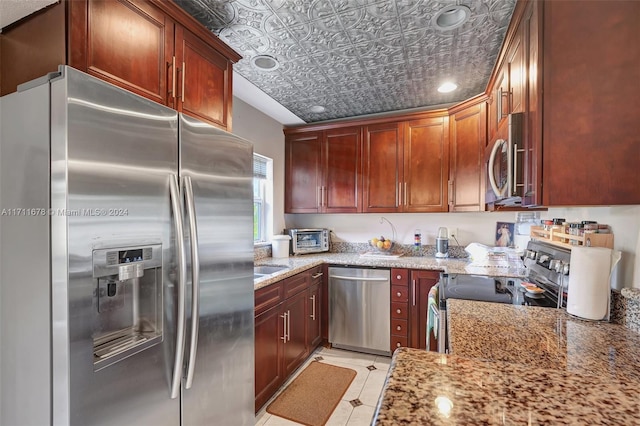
[567,247,613,321]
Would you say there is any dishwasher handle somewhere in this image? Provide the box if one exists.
[328,275,389,282]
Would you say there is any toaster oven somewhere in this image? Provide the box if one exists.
[285,228,330,255]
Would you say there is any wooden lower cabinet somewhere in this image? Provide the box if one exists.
[390,268,439,352]
[254,267,325,412]
[409,270,439,350]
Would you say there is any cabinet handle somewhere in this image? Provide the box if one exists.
[412,280,416,306]
[448,180,454,207]
[170,56,176,99]
[512,142,518,197]
[396,291,402,297]
[317,186,321,208]
[396,325,402,331]
[287,310,291,342]
[397,182,401,207]
[396,342,401,348]
[310,295,316,320]
[396,274,402,280]
[280,312,287,342]
[404,182,407,206]
[311,272,323,279]
[396,308,401,314]
[181,61,186,103]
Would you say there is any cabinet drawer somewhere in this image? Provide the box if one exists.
[255,282,283,316]
[391,335,408,353]
[391,285,409,302]
[391,318,408,337]
[391,302,409,319]
[284,272,309,299]
[391,268,409,286]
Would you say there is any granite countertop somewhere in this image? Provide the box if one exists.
[373,300,640,425]
[254,253,525,290]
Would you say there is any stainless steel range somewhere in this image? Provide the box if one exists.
[433,240,571,352]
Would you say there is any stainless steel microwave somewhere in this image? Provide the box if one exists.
[487,112,524,205]
[285,228,330,255]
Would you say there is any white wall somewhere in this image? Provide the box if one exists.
[232,97,286,238]
[230,97,640,290]
[287,206,640,290]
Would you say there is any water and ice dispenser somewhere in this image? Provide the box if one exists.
[92,244,163,370]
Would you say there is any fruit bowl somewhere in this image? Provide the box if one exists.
[369,236,395,253]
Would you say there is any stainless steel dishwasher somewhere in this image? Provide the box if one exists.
[328,267,390,356]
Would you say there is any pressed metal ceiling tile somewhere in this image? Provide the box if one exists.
[175,0,517,122]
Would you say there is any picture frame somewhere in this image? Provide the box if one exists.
[495,221,515,247]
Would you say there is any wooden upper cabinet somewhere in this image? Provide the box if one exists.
[1,0,239,130]
[175,26,232,129]
[402,116,449,212]
[323,127,362,213]
[285,132,322,213]
[449,100,486,212]
[73,0,174,105]
[363,122,403,213]
[507,25,525,115]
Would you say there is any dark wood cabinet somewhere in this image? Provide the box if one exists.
[284,132,322,213]
[402,116,449,212]
[1,0,239,130]
[408,270,439,351]
[253,267,325,412]
[284,128,361,213]
[390,269,410,353]
[363,122,404,212]
[282,289,308,377]
[307,268,323,349]
[174,26,233,130]
[449,99,486,212]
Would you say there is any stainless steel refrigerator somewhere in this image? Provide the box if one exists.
[0,66,255,425]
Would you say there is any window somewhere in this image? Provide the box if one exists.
[253,154,272,243]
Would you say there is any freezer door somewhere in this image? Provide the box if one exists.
[53,67,181,425]
[179,114,255,425]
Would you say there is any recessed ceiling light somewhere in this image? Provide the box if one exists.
[309,105,325,113]
[437,82,458,93]
[251,55,280,71]
[432,5,471,31]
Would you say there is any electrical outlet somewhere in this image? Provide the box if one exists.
[447,227,457,239]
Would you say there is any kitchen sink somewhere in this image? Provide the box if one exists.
[254,265,290,276]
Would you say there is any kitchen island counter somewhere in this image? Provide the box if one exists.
[254,253,524,290]
[373,299,640,425]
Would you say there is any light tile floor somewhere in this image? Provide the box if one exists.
[255,347,391,426]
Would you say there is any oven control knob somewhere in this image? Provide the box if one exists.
[563,263,570,275]
[525,250,537,259]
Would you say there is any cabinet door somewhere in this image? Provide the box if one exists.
[523,0,542,207]
[307,282,322,349]
[282,290,309,377]
[403,117,449,212]
[175,25,232,130]
[449,103,486,212]
[362,122,403,212]
[254,305,284,411]
[76,0,174,105]
[285,133,322,213]
[507,25,525,115]
[409,270,439,350]
[494,62,510,129]
[322,127,362,213]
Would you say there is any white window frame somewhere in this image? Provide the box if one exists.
[253,154,272,244]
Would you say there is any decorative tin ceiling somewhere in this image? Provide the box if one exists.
[176,0,517,123]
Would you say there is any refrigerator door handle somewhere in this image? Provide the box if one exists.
[183,176,200,390]
[169,173,188,399]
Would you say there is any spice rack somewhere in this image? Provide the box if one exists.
[529,226,614,249]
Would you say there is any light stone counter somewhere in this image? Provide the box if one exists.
[254,253,525,291]
[373,299,640,425]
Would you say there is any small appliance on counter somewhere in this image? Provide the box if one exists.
[435,227,449,258]
[285,228,330,255]
[271,235,292,258]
